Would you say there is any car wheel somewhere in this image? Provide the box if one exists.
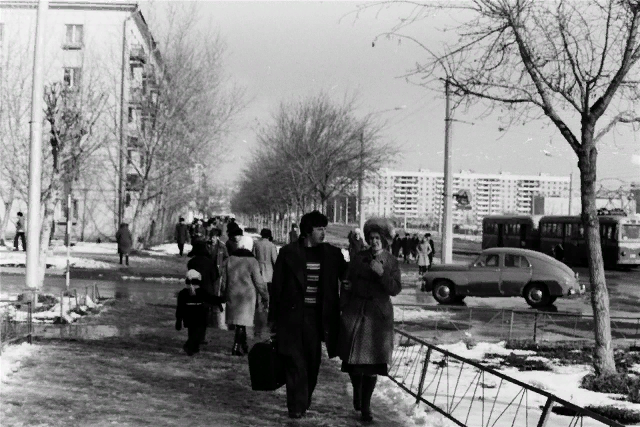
[523,283,551,308]
[432,280,455,304]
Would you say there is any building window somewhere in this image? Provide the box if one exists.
[128,107,134,123]
[64,24,83,49]
[63,67,82,87]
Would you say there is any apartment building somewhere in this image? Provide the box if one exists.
[363,169,570,228]
[0,0,160,239]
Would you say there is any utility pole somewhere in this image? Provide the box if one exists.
[358,131,365,230]
[25,0,49,289]
[568,171,573,215]
[441,79,454,264]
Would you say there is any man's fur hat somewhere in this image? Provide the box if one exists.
[363,217,395,248]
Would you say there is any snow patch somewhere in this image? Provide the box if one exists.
[394,306,454,323]
[145,243,192,256]
[0,343,37,383]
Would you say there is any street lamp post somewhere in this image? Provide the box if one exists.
[441,80,454,264]
[26,0,49,290]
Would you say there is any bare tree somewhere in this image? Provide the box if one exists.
[40,81,108,283]
[0,28,32,245]
[106,3,244,248]
[372,0,640,375]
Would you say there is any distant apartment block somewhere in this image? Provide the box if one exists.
[360,169,571,228]
[0,0,160,239]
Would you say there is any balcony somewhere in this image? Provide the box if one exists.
[130,45,147,65]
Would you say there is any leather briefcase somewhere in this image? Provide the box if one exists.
[248,337,285,391]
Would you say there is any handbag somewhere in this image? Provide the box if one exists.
[248,337,285,391]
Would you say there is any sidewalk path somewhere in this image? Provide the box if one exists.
[0,300,408,426]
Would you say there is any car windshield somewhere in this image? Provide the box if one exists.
[621,225,640,240]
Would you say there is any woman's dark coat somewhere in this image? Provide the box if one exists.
[187,255,217,296]
[269,241,347,358]
[338,249,401,365]
[115,224,133,255]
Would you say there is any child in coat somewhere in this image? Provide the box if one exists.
[176,269,221,356]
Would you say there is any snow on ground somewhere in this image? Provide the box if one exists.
[0,342,37,383]
[145,243,192,256]
[55,242,118,255]
[387,340,640,426]
[0,250,113,269]
[394,306,454,323]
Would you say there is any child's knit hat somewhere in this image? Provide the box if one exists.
[186,269,202,295]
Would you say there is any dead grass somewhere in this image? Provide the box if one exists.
[0,301,406,426]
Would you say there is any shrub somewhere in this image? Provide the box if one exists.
[585,405,640,425]
[581,373,640,403]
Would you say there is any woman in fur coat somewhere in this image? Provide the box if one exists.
[219,235,269,356]
[338,217,402,422]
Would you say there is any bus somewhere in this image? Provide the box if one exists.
[481,215,543,250]
[482,214,640,268]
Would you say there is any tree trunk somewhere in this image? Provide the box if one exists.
[37,187,60,287]
[579,142,616,376]
[0,186,16,246]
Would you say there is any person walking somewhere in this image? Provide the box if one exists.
[252,228,278,338]
[289,223,299,243]
[115,223,133,266]
[13,212,26,251]
[175,217,190,256]
[401,234,411,264]
[348,228,366,262]
[416,234,432,275]
[338,217,402,422]
[176,269,221,356]
[391,234,402,259]
[219,235,268,356]
[426,233,435,270]
[268,210,347,419]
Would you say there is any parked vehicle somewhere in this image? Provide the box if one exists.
[422,247,584,308]
[482,214,640,268]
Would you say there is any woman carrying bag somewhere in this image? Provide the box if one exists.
[338,217,402,422]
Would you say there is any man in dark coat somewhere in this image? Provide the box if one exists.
[175,217,190,256]
[401,234,411,263]
[289,223,299,243]
[269,210,347,419]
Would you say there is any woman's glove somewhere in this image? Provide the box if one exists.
[370,259,384,276]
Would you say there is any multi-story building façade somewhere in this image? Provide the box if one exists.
[0,0,160,240]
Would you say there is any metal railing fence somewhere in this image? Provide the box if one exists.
[389,328,623,427]
[395,304,640,346]
[0,300,32,354]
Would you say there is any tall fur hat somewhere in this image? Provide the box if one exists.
[363,217,395,248]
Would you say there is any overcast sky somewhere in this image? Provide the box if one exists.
[154,1,640,187]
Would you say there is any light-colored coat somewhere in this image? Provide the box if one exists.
[252,238,278,283]
[338,249,402,365]
[416,241,432,267]
[219,251,268,327]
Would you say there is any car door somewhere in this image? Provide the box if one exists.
[499,254,533,296]
[466,253,501,296]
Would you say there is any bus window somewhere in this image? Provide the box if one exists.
[565,223,573,238]
[572,224,584,240]
[622,224,640,240]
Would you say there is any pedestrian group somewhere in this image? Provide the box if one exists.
[174,211,403,422]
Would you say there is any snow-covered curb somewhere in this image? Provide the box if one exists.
[0,293,103,324]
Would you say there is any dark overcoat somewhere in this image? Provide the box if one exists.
[175,223,190,245]
[269,241,347,358]
[115,225,133,255]
[338,249,401,365]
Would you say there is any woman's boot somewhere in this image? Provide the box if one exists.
[240,326,249,354]
[231,326,243,356]
[349,373,362,411]
[360,375,378,422]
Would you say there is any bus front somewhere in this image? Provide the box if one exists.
[618,216,640,266]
